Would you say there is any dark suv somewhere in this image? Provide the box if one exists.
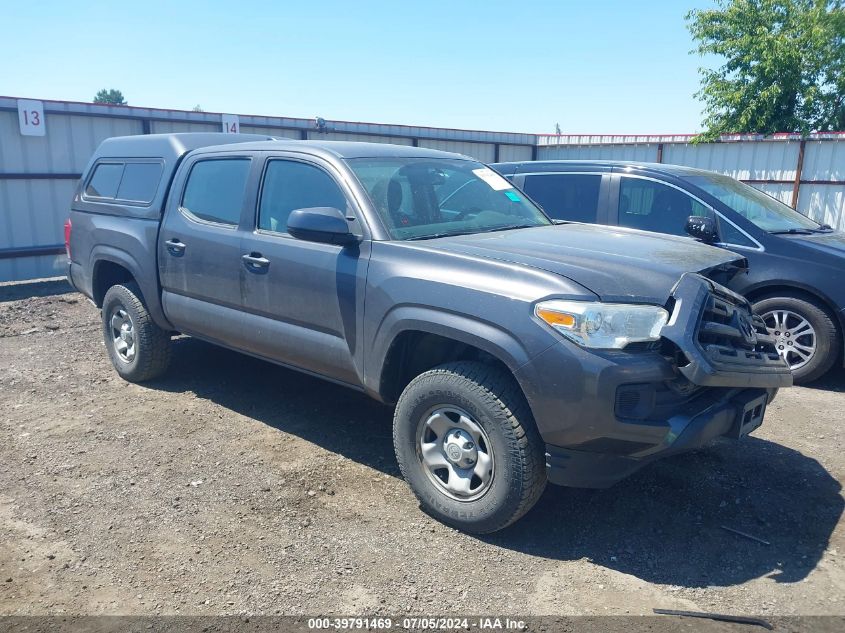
[493,160,845,383]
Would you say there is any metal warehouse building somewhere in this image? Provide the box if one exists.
[1,95,844,282]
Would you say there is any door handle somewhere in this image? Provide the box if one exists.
[165,238,186,256]
[242,252,270,272]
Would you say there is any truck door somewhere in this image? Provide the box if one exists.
[158,153,256,345]
[237,154,367,386]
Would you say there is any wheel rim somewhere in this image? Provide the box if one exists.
[416,406,494,502]
[761,309,816,371]
[109,307,136,363]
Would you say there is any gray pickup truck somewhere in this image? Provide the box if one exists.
[66,133,792,533]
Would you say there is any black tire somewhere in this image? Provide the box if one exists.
[752,293,840,384]
[101,282,171,383]
[393,361,546,534]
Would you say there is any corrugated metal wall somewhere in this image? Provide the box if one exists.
[537,143,660,162]
[418,139,496,163]
[0,107,147,282]
[498,144,534,162]
[537,136,845,231]
[0,96,535,282]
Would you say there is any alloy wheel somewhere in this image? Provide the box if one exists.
[761,309,816,371]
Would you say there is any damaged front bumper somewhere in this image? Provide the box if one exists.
[543,386,772,488]
[661,273,792,389]
[516,273,792,489]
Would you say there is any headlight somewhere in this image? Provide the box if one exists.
[534,300,669,349]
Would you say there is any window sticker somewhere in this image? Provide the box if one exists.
[505,191,521,202]
[472,167,512,191]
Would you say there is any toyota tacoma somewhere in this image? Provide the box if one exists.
[66,134,792,533]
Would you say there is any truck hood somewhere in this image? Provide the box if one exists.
[420,223,745,304]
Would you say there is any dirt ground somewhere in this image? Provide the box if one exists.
[1,279,844,619]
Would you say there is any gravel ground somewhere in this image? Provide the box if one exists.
[1,279,844,619]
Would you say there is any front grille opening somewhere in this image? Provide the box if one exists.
[696,289,783,366]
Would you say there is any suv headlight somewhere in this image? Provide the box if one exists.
[535,300,669,349]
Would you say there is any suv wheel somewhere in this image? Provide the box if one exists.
[753,294,840,384]
[393,361,546,533]
[102,282,172,382]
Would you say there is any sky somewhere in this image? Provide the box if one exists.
[0,0,719,135]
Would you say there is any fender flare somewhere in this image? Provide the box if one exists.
[90,245,172,330]
[366,305,534,401]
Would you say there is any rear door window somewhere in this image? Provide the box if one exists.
[181,159,251,226]
[618,177,710,236]
[522,174,601,222]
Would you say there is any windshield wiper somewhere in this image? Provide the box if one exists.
[480,223,540,233]
[405,230,478,241]
[768,228,815,235]
[405,224,540,241]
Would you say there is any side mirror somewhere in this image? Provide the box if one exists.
[685,215,718,243]
[287,207,359,245]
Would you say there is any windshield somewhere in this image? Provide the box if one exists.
[345,158,551,239]
[687,173,820,232]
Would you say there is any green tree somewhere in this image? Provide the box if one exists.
[192,104,204,112]
[93,89,127,105]
[687,0,845,139]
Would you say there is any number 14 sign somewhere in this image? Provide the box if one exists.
[18,99,46,136]
[222,114,239,134]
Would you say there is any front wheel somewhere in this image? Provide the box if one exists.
[393,361,546,533]
[753,294,840,384]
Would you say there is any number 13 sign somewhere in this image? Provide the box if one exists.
[18,99,46,136]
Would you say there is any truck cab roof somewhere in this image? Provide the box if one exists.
[92,134,468,163]
[75,133,475,222]
[193,139,465,161]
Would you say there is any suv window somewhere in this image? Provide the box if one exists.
[258,160,347,233]
[717,217,757,248]
[522,174,601,223]
[618,177,709,236]
[85,163,124,198]
[181,159,251,226]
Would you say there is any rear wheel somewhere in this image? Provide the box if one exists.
[102,282,171,382]
[393,361,546,534]
[753,294,840,384]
